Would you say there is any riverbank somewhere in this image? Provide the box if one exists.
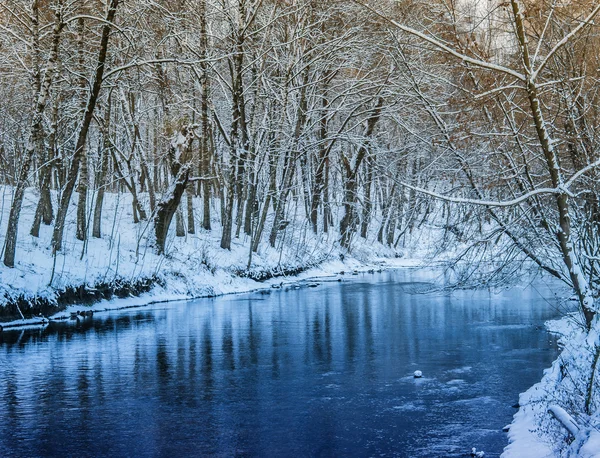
[0,255,422,331]
[502,313,600,458]
[0,186,431,327]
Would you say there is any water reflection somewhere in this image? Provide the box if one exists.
[0,271,564,457]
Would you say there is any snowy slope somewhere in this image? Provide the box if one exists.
[0,185,430,321]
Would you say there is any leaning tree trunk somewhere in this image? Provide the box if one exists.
[51,0,120,254]
[154,127,195,255]
[154,169,190,254]
[511,0,596,329]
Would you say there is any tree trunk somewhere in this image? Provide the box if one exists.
[186,188,195,234]
[30,95,59,237]
[3,8,63,267]
[269,67,310,247]
[360,157,373,239]
[51,0,120,254]
[339,162,357,249]
[75,17,88,242]
[310,90,329,234]
[92,147,109,238]
[340,97,383,249]
[323,154,331,233]
[92,100,112,238]
[155,170,189,254]
[511,0,595,328]
[200,0,212,231]
[154,127,194,254]
[176,207,185,236]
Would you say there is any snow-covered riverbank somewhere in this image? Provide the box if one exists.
[0,255,422,330]
[0,186,429,326]
[503,313,600,458]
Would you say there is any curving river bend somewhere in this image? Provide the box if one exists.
[0,270,564,457]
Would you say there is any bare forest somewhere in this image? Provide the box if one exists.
[4,0,600,454]
[2,0,600,319]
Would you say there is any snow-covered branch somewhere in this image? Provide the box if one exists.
[532,4,600,81]
[354,1,526,81]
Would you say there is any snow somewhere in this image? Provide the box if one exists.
[471,448,485,458]
[2,185,599,456]
[577,430,600,458]
[503,313,600,457]
[0,185,430,325]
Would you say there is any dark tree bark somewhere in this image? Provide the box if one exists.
[340,97,383,249]
[360,157,373,238]
[75,17,89,242]
[30,95,59,237]
[51,0,120,254]
[176,207,185,236]
[220,31,245,249]
[92,99,112,238]
[199,0,212,231]
[186,188,195,234]
[155,127,195,254]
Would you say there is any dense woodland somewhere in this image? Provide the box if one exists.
[2,0,600,337]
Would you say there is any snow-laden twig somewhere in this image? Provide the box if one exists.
[532,3,600,82]
[354,1,526,81]
[384,178,558,208]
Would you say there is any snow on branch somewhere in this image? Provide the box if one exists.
[564,157,600,190]
[532,3,600,82]
[390,180,562,208]
[548,405,580,437]
[354,1,526,82]
[103,56,229,80]
[378,154,600,209]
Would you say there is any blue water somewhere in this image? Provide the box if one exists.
[0,270,564,457]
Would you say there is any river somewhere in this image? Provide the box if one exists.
[0,269,564,457]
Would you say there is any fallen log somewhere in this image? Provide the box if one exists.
[548,405,580,436]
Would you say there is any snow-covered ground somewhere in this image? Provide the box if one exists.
[503,312,600,458]
[0,186,429,326]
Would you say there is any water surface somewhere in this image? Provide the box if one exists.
[0,270,564,457]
